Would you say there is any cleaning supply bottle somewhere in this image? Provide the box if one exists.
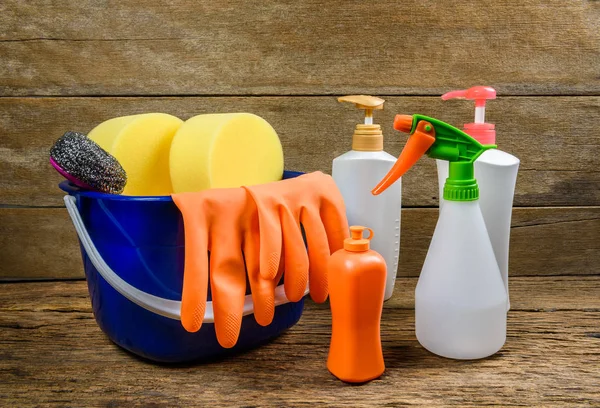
[436,86,520,310]
[327,226,386,382]
[332,95,401,301]
[373,115,508,360]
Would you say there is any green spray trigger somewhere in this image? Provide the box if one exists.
[372,114,496,201]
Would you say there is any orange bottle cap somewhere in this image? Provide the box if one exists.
[393,114,414,133]
[344,226,374,252]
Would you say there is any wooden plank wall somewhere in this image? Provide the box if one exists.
[0,1,598,279]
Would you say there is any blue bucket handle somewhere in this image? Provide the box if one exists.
[63,195,305,322]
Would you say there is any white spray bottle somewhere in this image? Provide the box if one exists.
[373,114,507,359]
[436,86,520,310]
[332,95,401,300]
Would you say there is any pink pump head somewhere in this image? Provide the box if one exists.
[441,86,497,145]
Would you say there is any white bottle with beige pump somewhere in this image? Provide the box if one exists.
[332,95,401,300]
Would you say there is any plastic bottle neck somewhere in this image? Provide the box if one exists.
[463,123,496,145]
[443,162,479,201]
[344,226,374,251]
[352,124,383,151]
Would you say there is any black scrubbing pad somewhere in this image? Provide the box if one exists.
[50,131,127,194]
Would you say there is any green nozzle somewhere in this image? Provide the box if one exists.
[412,114,496,201]
[373,114,496,201]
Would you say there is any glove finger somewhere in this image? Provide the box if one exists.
[253,198,283,281]
[280,207,309,302]
[308,172,350,253]
[300,208,330,303]
[172,196,209,333]
[244,231,277,327]
[210,236,246,348]
[321,199,350,253]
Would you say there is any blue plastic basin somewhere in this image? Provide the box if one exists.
[60,171,305,363]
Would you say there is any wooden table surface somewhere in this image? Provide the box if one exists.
[1,277,598,407]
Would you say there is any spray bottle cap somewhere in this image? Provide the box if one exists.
[372,114,496,201]
[441,86,497,145]
[338,95,385,151]
[344,226,374,252]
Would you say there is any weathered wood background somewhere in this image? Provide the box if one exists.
[0,0,598,281]
[1,2,599,407]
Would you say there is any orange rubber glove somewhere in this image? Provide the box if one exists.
[172,187,282,347]
[243,172,349,303]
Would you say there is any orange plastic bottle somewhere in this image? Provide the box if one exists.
[327,226,387,383]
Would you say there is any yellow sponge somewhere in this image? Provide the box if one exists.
[89,113,183,196]
[169,113,284,193]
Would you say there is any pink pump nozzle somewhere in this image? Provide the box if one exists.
[442,86,497,145]
[441,86,496,108]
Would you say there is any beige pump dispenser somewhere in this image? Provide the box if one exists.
[338,95,385,152]
[332,95,401,301]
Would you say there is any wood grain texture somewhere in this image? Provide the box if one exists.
[0,1,598,96]
[1,96,598,207]
[0,278,598,407]
[0,208,83,280]
[1,206,598,280]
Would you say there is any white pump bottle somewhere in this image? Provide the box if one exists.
[436,87,519,310]
[332,95,401,300]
